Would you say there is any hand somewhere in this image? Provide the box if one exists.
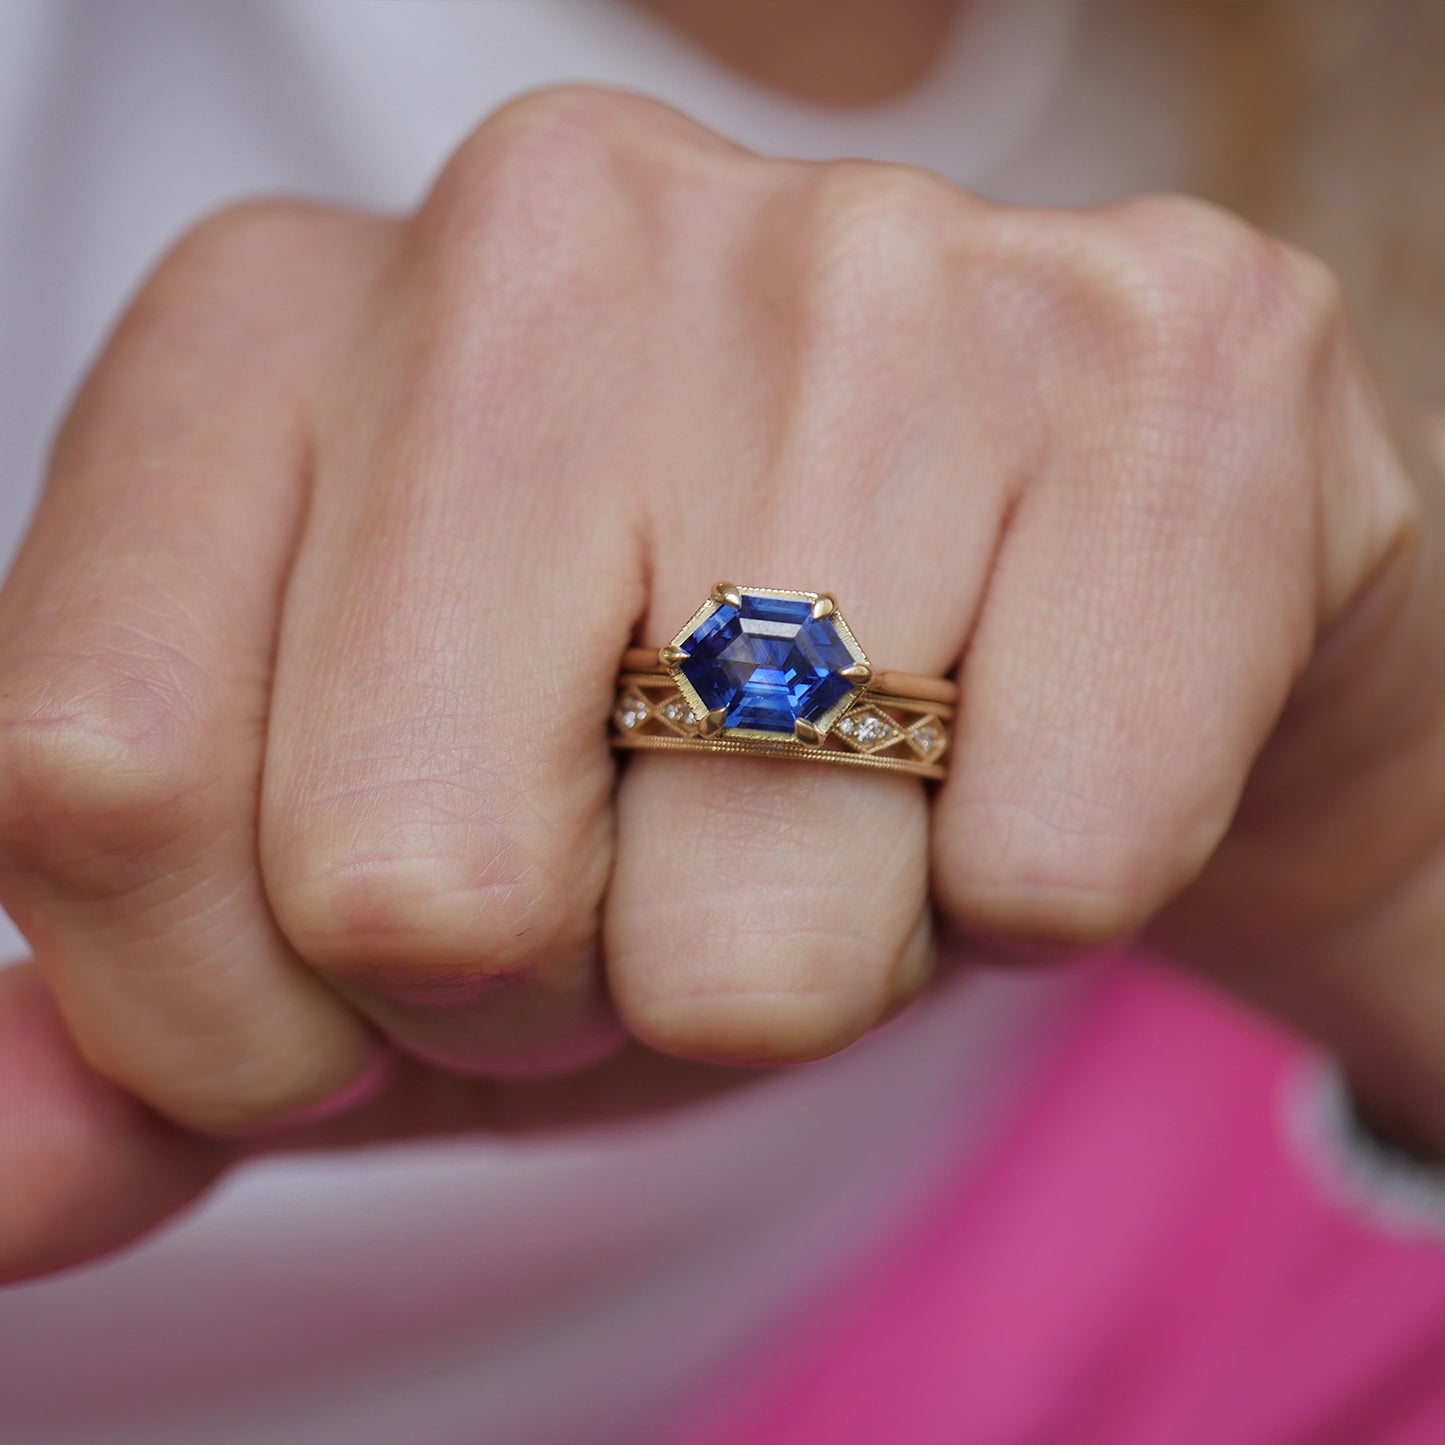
[1,85,1440,1281]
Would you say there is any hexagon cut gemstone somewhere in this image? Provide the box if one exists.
[671,588,867,738]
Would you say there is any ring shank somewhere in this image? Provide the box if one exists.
[613,649,955,780]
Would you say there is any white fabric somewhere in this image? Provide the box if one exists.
[0,4,1210,1443]
[1284,1053,1445,1244]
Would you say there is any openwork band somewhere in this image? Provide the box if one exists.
[609,583,955,782]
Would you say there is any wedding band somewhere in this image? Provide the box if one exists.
[610,583,953,781]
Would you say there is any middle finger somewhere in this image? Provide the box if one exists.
[260,203,647,1077]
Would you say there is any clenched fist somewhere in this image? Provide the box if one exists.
[3,86,1443,1275]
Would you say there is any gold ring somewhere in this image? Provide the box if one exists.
[611,583,953,781]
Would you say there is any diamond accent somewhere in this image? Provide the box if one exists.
[835,706,904,753]
[613,690,650,731]
[905,717,945,760]
[658,694,698,733]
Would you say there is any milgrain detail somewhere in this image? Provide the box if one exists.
[612,670,951,781]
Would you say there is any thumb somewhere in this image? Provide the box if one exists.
[0,962,742,1284]
[0,963,226,1284]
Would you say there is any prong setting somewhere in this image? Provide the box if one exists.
[662,585,870,743]
[614,586,949,777]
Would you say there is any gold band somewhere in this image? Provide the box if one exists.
[612,653,953,781]
[617,650,957,706]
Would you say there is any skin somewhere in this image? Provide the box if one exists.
[0,71,1443,1283]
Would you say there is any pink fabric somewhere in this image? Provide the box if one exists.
[660,958,1445,1445]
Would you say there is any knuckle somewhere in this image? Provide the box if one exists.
[82,1029,373,1137]
[933,796,1112,945]
[478,82,702,163]
[945,875,1152,951]
[797,160,964,338]
[416,85,698,309]
[624,985,878,1067]
[169,196,332,267]
[82,197,365,402]
[447,83,635,207]
[271,818,590,997]
[1103,192,1267,302]
[0,655,213,876]
[409,85,765,367]
[998,198,1352,482]
[936,845,1155,949]
[1080,202,1258,352]
[612,905,891,1064]
[809,156,967,227]
[142,197,341,310]
[935,788,1224,948]
[1050,194,1344,369]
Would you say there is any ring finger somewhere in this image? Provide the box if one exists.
[606,333,1001,1064]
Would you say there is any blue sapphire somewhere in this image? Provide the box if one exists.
[675,590,862,736]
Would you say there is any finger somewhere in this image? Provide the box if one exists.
[932,204,1419,949]
[259,142,653,1077]
[933,394,1310,944]
[606,170,1001,1063]
[0,964,225,1285]
[930,225,1369,942]
[883,903,941,1018]
[612,752,932,1063]
[0,204,381,1133]
[0,960,734,1285]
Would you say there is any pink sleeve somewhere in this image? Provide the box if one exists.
[656,957,1445,1445]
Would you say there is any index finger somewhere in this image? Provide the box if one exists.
[0,204,381,1133]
